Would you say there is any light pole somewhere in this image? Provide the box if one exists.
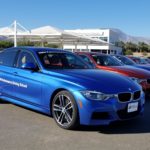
[14,20,17,47]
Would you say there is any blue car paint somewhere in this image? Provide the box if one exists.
[113,54,150,71]
[0,47,145,125]
[132,65,150,71]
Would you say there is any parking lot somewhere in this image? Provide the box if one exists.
[0,99,150,150]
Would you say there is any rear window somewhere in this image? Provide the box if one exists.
[0,49,18,67]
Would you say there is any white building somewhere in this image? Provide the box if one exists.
[0,21,122,54]
[65,29,122,54]
[0,21,109,50]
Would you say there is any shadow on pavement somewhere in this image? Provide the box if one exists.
[0,99,10,104]
[1,97,150,134]
[78,99,150,134]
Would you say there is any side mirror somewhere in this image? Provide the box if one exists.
[21,62,38,71]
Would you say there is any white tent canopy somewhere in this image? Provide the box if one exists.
[0,21,30,36]
[31,26,63,35]
[0,21,109,47]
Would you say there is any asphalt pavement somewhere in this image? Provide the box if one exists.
[0,99,150,150]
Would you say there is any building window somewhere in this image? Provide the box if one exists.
[99,37,108,42]
[102,50,107,54]
[73,49,80,52]
[91,49,102,53]
[81,49,90,52]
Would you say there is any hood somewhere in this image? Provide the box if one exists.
[108,65,150,79]
[44,69,141,94]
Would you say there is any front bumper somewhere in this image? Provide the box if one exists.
[73,91,145,126]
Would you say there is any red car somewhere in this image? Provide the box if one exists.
[76,52,150,93]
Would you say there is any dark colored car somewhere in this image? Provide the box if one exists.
[112,55,150,72]
[0,47,145,129]
[143,58,150,64]
[128,56,150,65]
[76,52,150,93]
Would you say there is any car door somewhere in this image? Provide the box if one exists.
[0,49,19,97]
[12,50,43,107]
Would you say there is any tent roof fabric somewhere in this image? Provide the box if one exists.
[0,21,109,46]
[31,26,62,35]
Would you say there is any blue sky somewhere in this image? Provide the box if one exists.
[0,0,150,37]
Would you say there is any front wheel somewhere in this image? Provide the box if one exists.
[52,90,79,129]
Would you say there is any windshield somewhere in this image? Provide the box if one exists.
[91,54,122,66]
[144,58,150,64]
[37,51,90,69]
[131,57,148,64]
[139,58,148,64]
[115,55,136,65]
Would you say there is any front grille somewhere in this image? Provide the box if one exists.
[133,91,141,100]
[118,91,141,102]
[147,79,150,84]
[118,93,131,102]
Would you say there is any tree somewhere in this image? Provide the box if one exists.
[124,42,138,52]
[138,42,149,52]
[43,42,59,48]
[0,41,13,50]
[125,49,133,55]
[18,40,35,46]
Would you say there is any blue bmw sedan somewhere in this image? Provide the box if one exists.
[0,47,145,129]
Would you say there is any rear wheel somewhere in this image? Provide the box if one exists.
[52,90,79,129]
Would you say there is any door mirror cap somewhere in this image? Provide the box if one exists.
[21,63,38,71]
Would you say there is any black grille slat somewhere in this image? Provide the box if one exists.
[91,112,110,120]
[118,93,131,102]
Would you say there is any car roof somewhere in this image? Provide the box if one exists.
[111,54,126,57]
[3,46,70,53]
[128,56,139,58]
[76,52,107,56]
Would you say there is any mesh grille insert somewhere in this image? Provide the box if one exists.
[118,93,131,102]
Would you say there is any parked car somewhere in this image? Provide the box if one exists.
[76,52,150,93]
[112,55,150,72]
[0,47,145,129]
[128,56,150,65]
[142,58,150,64]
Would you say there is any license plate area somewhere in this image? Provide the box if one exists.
[127,102,138,113]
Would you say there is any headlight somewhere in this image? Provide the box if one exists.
[130,77,147,84]
[81,91,114,101]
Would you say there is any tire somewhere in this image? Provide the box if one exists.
[52,90,79,130]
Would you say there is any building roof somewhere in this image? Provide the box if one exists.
[0,21,109,46]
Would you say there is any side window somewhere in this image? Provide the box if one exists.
[79,55,94,67]
[92,55,105,65]
[0,50,18,67]
[65,53,83,67]
[64,53,88,69]
[17,51,37,68]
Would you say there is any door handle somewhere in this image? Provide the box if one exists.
[13,72,18,75]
